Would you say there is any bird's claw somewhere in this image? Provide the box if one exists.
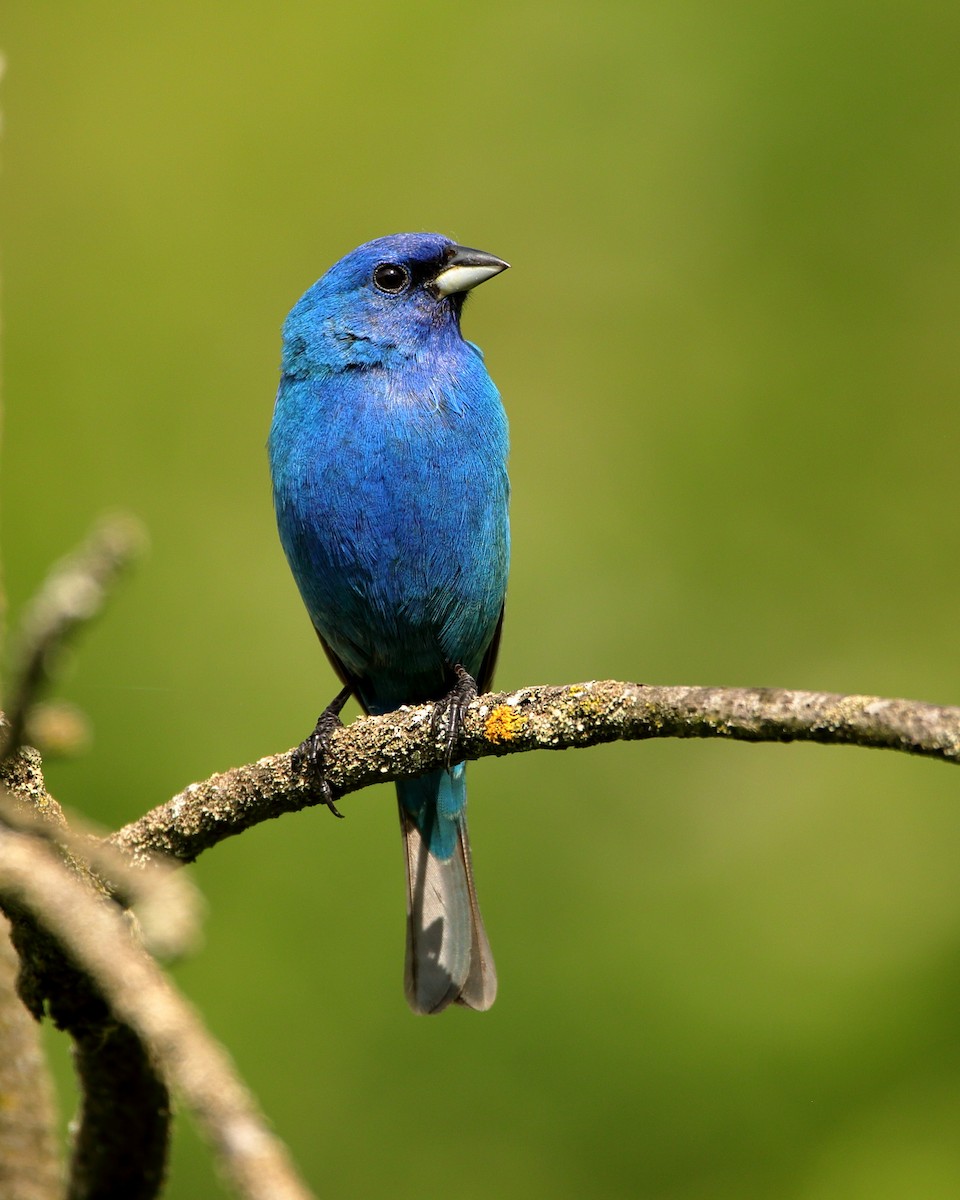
[432,664,478,768]
[292,686,352,818]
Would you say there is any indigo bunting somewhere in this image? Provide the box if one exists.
[269,233,510,1013]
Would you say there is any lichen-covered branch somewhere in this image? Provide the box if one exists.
[0,785,202,963]
[0,826,315,1200]
[0,750,173,1200]
[6,677,958,1197]
[111,681,960,868]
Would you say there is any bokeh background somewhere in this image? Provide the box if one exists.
[4,3,960,1197]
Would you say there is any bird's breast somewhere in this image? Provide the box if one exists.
[270,364,509,695]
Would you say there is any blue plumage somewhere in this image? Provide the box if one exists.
[269,233,510,1012]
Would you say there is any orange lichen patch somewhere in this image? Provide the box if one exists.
[484,704,527,743]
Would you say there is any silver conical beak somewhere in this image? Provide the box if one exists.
[431,245,510,296]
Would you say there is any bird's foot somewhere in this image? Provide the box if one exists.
[292,685,352,818]
[432,664,478,768]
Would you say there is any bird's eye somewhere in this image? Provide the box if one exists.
[373,263,410,294]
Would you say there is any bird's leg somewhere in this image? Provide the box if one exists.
[292,684,353,818]
[432,664,478,769]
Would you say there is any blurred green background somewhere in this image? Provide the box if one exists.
[4,2,960,1196]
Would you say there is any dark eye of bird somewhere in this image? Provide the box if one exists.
[373,263,410,294]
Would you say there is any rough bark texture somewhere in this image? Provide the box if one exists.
[0,916,61,1200]
[0,746,172,1200]
[0,827,314,1200]
[111,680,960,868]
[67,1023,171,1200]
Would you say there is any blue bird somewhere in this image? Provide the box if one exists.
[268,233,510,1013]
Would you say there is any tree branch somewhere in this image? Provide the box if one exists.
[111,680,960,868]
[0,515,290,1199]
[0,514,145,761]
[0,786,202,963]
[0,914,60,1200]
[0,826,316,1200]
[0,749,173,1200]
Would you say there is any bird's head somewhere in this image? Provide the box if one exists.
[281,233,509,375]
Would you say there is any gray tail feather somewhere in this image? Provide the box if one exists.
[399,806,497,1014]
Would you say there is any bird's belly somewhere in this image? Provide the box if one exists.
[274,385,508,709]
[294,496,504,707]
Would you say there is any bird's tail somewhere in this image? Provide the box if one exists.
[397,763,497,1014]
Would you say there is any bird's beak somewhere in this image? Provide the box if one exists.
[431,245,510,297]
